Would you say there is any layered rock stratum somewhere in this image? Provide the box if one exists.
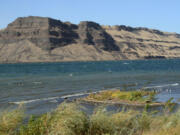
[0,16,180,63]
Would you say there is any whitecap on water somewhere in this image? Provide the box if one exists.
[108,69,112,73]
[9,92,90,105]
[32,81,42,85]
[61,92,88,98]
[145,83,179,89]
[9,96,60,105]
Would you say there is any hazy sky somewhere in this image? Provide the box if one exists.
[0,0,180,33]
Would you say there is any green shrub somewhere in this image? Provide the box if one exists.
[19,113,51,135]
[88,90,157,103]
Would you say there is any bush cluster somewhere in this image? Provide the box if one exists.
[0,102,179,135]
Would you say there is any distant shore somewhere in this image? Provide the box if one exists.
[0,56,179,64]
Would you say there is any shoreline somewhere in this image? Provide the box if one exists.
[0,57,179,64]
[76,89,178,108]
[77,98,166,107]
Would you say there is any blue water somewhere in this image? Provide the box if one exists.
[0,59,180,115]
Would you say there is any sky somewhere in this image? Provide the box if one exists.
[0,0,180,33]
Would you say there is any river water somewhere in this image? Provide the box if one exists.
[0,59,180,115]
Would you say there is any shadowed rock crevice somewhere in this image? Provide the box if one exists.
[78,21,119,51]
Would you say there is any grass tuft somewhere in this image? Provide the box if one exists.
[0,102,179,135]
[88,90,157,103]
[0,106,24,135]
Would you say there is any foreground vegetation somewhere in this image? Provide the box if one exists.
[0,102,179,135]
[88,90,157,103]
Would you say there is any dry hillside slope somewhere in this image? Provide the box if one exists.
[0,16,180,63]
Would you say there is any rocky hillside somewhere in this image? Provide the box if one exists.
[0,16,180,63]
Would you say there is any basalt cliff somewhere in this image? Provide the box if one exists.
[0,16,180,63]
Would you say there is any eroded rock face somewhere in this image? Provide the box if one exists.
[78,21,119,51]
[0,16,79,50]
[0,16,180,63]
[0,16,118,51]
[0,17,50,49]
[110,25,165,35]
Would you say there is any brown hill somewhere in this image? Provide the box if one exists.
[0,16,180,63]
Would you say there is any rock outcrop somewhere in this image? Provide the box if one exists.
[0,16,180,63]
[0,16,118,51]
[78,21,119,51]
[0,16,79,50]
[103,25,180,59]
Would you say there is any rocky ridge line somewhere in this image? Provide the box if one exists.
[0,16,180,63]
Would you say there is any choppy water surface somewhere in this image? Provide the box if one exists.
[0,59,180,115]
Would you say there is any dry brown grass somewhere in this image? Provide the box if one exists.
[0,107,24,135]
[0,102,179,135]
